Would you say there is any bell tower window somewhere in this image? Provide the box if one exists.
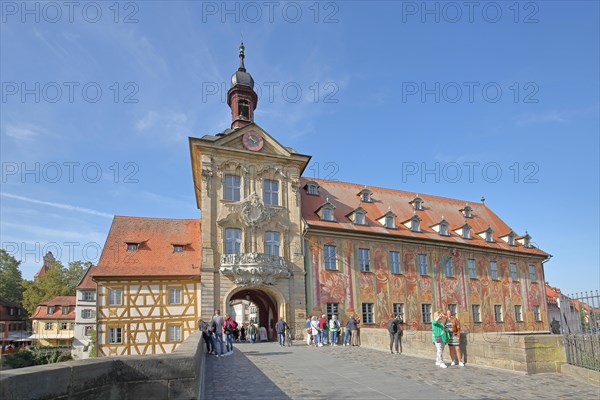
[238,99,250,119]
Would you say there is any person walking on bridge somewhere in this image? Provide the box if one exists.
[275,318,289,346]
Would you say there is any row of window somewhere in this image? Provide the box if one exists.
[43,322,74,330]
[321,302,542,325]
[47,306,71,315]
[224,228,280,256]
[7,307,22,316]
[0,322,25,332]
[224,175,280,205]
[106,288,182,306]
[322,245,538,281]
[107,325,181,344]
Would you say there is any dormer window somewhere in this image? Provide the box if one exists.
[357,187,373,203]
[323,207,334,221]
[463,226,471,239]
[355,211,366,225]
[47,306,54,314]
[524,235,531,248]
[410,196,424,211]
[173,245,184,253]
[318,197,336,222]
[461,204,473,218]
[483,227,494,243]
[385,215,395,229]
[508,233,515,246]
[62,306,69,315]
[439,221,449,236]
[409,215,421,232]
[304,180,320,196]
[126,243,139,252]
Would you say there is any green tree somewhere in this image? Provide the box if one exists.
[0,249,24,303]
[21,260,88,315]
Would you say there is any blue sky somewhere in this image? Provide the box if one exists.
[1,1,598,295]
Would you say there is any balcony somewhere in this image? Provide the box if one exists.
[220,253,291,286]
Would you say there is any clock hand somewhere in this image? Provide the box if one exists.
[249,136,258,145]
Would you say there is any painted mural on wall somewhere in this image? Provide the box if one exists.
[306,234,548,332]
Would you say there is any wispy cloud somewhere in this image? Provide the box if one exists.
[0,192,113,218]
[3,123,43,142]
[515,111,569,127]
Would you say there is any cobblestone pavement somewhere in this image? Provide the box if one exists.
[201,342,599,400]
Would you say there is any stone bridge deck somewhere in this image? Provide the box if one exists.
[202,342,599,400]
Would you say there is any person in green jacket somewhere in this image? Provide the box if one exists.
[431,310,449,368]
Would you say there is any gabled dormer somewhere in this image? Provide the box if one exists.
[517,231,533,248]
[347,205,367,225]
[402,213,422,232]
[303,180,320,196]
[431,216,450,236]
[315,197,336,222]
[499,230,517,246]
[357,187,373,203]
[377,208,397,229]
[460,204,473,218]
[477,226,494,243]
[409,195,424,211]
[454,223,472,239]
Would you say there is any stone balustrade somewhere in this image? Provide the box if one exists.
[220,252,291,286]
[0,331,204,400]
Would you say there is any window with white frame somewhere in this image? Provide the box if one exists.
[510,263,518,281]
[385,215,395,229]
[168,324,182,342]
[224,228,242,254]
[361,192,371,202]
[322,207,334,221]
[81,309,94,319]
[173,245,184,253]
[307,184,318,195]
[168,288,182,305]
[515,305,523,322]
[445,258,453,277]
[362,303,374,324]
[418,254,427,275]
[324,245,337,270]
[421,303,432,323]
[359,248,370,272]
[108,289,122,306]
[47,306,54,314]
[413,198,423,210]
[393,303,404,319]
[508,233,515,246]
[468,259,476,278]
[263,179,279,206]
[439,222,449,236]
[533,305,541,321]
[463,225,471,239]
[61,322,68,330]
[265,231,280,256]
[411,218,420,232]
[108,327,122,344]
[126,243,138,252]
[389,251,400,274]
[472,304,481,322]
[355,211,365,225]
[45,322,53,330]
[224,174,241,201]
[528,264,537,282]
[462,206,472,218]
[485,229,493,242]
[494,305,503,322]
[490,261,498,280]
[62,306,69,315]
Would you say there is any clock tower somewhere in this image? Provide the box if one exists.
[189,42,311,338]
[228,41,258,130]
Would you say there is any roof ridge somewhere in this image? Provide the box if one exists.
[305,177,484,206]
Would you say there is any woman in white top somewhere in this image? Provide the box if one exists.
[310,316,321,347]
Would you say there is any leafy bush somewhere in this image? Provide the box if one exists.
[2,347,73,369]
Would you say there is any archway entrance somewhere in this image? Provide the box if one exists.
[229,289,279,341]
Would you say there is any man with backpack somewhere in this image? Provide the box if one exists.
[329,314,340,346]
[388,314,403,354]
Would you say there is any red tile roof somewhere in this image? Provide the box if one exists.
[76,265,97,289]
[31,296,76,320]
[93,216,201,278]
[301,178,548,257]
[546,283,561,304]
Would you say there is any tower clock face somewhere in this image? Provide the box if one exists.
[242,130,264,151]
